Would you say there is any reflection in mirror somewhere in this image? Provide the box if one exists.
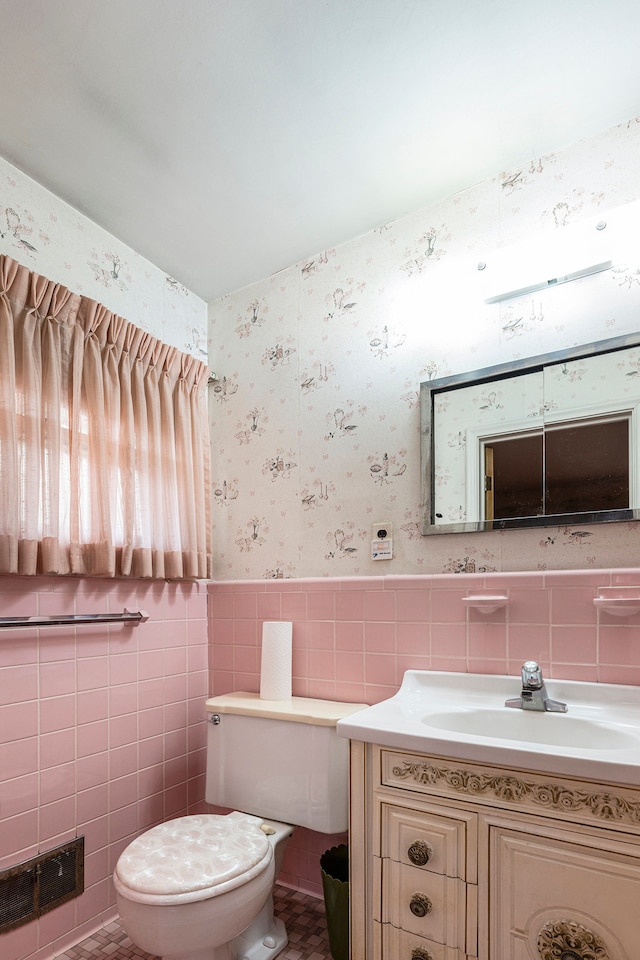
[484,418,629,520]
[420,333,640,535]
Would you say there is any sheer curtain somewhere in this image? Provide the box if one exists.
[0,255,212,579]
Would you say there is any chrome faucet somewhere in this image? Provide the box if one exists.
[505,660,567,712]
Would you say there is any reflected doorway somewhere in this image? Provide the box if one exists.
[483,416,630,521]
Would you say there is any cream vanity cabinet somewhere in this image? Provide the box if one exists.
[348,742,640,959]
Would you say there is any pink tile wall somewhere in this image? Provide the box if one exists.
[0,576,208,960]
[2,567,637,954]
[208,567,640,895]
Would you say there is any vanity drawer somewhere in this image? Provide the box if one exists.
[378,921,470,959]
[380,802,469,878]
[381,859,467,946]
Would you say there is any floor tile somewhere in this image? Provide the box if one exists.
[53,885,333,960]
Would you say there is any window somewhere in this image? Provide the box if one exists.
[0,254,212,578]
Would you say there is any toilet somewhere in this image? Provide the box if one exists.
[113,692,365,960]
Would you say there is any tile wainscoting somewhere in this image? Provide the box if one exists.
[208,567,640,894]
[0,576,209,960]
[2,566,638,958]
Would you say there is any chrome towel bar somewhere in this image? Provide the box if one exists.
[0,608,149,629]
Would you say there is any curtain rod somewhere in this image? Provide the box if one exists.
[0,609,149,629]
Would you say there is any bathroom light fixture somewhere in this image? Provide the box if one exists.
[476,206,632,305]
[483,259,613,304]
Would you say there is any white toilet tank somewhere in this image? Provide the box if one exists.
[205,693,366,834]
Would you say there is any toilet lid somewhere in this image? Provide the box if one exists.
[114,812,272,902]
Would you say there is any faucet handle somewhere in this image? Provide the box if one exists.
[521,660,543,688]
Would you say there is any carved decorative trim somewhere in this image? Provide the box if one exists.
[537,919,610,959]
[389,759,640,825]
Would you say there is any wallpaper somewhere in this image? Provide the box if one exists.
[208,116,640,579]
[0,157,208,361]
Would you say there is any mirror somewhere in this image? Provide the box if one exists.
[420,332,640,534]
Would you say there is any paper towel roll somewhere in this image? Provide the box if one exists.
[260,621,293,700]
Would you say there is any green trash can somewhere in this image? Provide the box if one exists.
[320,844,349,960]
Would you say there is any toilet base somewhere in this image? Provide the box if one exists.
[158,894,288,960]
[230,894,288,960]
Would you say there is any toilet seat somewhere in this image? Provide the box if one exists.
[113,811,273,905]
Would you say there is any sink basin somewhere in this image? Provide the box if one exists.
[336,670,640,785]
[423,707,640,749]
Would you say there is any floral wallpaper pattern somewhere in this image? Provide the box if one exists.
[209,116,640,579]
[0,158,207,361]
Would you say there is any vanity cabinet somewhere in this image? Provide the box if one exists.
[348,741,640,959]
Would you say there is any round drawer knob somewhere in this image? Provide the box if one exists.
[411,948,433,960]
[409,892,432,918]
[407,839,432,866]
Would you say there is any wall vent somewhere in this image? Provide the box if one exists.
[0,837,84,933]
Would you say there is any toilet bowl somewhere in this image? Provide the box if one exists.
[114,812,292,960]
[113,693,366,960]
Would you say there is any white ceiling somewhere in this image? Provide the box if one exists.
[2,0,640,302]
